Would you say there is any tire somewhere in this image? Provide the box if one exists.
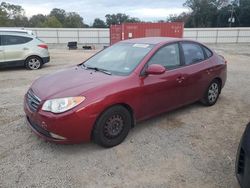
[235,137,243,179]
[25,56,42,70]
[93,106,132,148]
[201,79,221,106]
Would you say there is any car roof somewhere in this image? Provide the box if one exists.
[0,29,33,34]
[0,32,35,38]
[120,37,183,45]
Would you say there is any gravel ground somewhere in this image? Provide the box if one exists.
[0,44,249,188]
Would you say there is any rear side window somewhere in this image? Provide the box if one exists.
[203,46,213,58]
[2,35,33,46]
[182,43,205,65]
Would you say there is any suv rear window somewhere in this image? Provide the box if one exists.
[2,35,33,45]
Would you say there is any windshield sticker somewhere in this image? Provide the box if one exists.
[133,44,150,48]
[124,67,130,71]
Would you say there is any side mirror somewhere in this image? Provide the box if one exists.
[145,64,166,75]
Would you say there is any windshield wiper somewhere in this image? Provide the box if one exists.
[82,64,112,75]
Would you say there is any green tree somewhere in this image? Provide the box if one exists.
[64,12,85,28]
[83,23,90,28]
[182,0,250,27]
[166,13,191,23]
[240,0,250,7]
[184,0,218,27]
[217,4,240,27]
[29,14,47,27]
[0,2,28,26]
[0,4,8,26]
[1,2,24,18]
[42,16,62,28]
[93,18,107,28]
[29,9,87,28]
[105,13,140,26]
[238,0,250,26]
[49,8,66,25]
[105,13,128,26]
[127,17,141,23]
[13,16,29,27]
[217,5,232,27]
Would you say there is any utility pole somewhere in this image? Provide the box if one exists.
[228,4,235,27]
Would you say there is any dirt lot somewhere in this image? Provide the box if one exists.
[0,44,249,188]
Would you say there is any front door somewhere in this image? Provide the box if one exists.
[138,43,187,119]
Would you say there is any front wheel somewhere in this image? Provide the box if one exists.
[93,106,132,148]
[25,56,42,70]
[201,80,221,106]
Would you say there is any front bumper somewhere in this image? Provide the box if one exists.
[24,93,98,144]
[26,115,67,143]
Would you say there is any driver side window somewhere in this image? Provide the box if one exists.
[148,43,181,69]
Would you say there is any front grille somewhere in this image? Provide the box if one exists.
[237,147,245,175]
[27,90,41,112]
[27,116,52,138]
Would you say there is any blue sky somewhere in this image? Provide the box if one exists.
[5,0,189,24]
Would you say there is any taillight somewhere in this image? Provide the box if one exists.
[38,44,48,49]
[219,55,227,64]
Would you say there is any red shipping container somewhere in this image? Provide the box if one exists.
[110,22,184,45]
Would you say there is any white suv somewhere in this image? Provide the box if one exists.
[0,32,50,70]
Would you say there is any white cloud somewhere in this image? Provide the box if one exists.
[23,4,51,17]
[5,0,188,24]
[128,7,189,19]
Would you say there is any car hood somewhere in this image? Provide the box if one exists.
[31,66,123,100]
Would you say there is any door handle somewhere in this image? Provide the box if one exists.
[206,68,213,74]
[23,47,29,50]
[176,76,185,83]
[0,50,3,52]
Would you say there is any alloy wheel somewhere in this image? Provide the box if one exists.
[208,83,219,103]
[28,58,41,70]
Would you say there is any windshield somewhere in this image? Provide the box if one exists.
[84,43,154,75]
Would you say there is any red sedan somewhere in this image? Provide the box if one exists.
[24,37,227,147]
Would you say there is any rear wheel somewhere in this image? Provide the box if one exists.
[201,79,221,106]
[25,56,42,70]
[93,106,131,148]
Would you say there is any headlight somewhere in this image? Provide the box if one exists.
[42,96,85,113]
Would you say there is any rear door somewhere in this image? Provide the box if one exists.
[179,42,213,103]
[2,35,32,62]
[0,35,4,63]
